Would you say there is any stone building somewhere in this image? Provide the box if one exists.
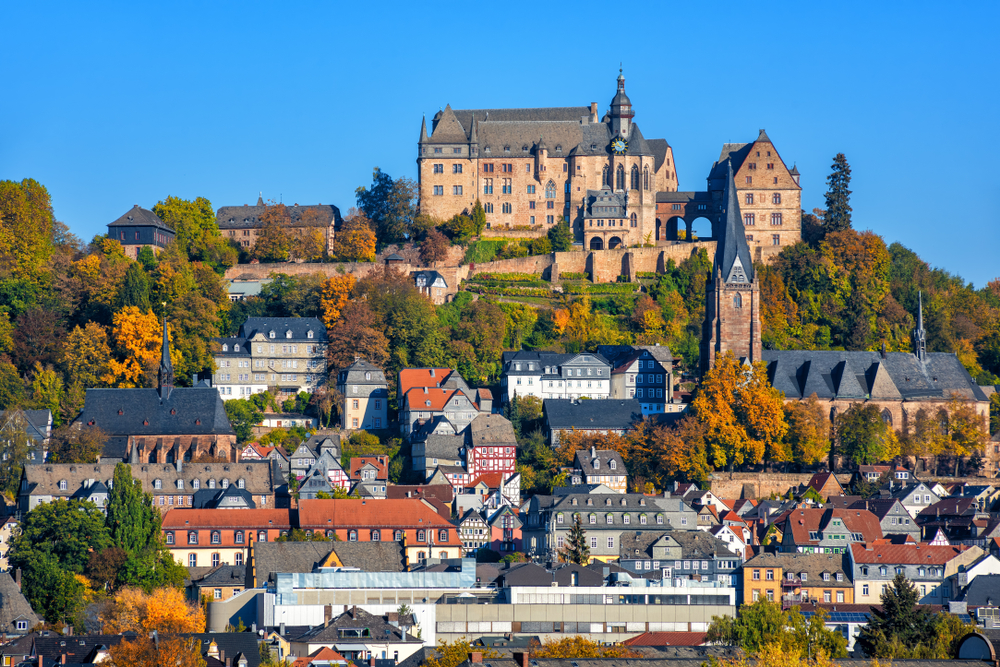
[107,204,175,259]
[214,317,328,400]
[215,196,342,253]
[336,358,388,431]
[417,71,677,245]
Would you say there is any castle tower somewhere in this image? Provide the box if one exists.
[159,317,174,399]
[701,160,762,374]
[609,68,634,138]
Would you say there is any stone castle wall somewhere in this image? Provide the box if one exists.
[707,472,851,499]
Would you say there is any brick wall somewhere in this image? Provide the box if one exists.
[708,473,851,499]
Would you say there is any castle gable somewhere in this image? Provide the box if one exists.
[427,105,469,144]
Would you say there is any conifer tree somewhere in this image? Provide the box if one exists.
[561,516,590,565]
[469,200,487,236]
[116,262,151,311]
[857,573,935,657]
[106,463,161,556]
[547,218,574,252]
[823,153,853,233]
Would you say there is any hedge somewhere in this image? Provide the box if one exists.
[472,272,538,282]
[562,282,638,295]
[465,279,547,289]
[463,284,553,297]
[559,272,589,280]
[636,271,657,278]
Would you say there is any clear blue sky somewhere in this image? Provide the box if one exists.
[2,1,997,287]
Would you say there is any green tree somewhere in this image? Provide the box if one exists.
[836,403,901,465]
[706,600,846,658]
[355,168,418,245]
[136,245,158,271]
[560,515,590,564]
[469,200,487,236]
[548,218,574,252]
[116,262,151,311]
[48,425,107,463]
[152,195,236,272]
[857,573,935,658]
[0,179,56,285]
[30,363,63,425]
[0,360,24,409]
[822,153,852,233]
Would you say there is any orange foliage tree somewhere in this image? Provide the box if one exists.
[108,307,170,388]
[532,636,639,658]
[108,635,206,667]
[319,274,357,328]
[332,209,377,262]
[101,586,206,634]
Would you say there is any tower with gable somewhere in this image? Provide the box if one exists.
[700,160,762,374]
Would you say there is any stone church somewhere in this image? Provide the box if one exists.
[418,72,802,257]
[703,167,994,473]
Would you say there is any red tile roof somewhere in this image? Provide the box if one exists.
[349,456,389,480]
[297,499,458,536]
[386,485,455,503]
[783,508,883,546]
[468,473,504,489]
[161,508,292,529]
[849,539,972,565]
[292,647,347,667]
[623,632,708,647]
[398,368,455,395]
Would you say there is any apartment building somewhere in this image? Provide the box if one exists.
[742,552,854,607]
[336,359,388,431]
[848,540,982,605]
[500,351,612,404]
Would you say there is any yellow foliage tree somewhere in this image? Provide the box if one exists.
[423,639,501,667]
[693,352,788,468]
[108,307,174,388]
[532,636,639,658]
[63,322,115,388]
[320,274,358,328]
[783,394,831,465]
[101,586,206,634]
[332,210,377,262]
[108,635,206,667]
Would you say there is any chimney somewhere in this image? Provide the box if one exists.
[589,102,598,122]
[176,459,182,473]
[279,622,286,636]
[219,650,225,665]
[14,568,20,588]
[324,604,333,625]
[66,625,72,636]
[60,656,66,665]
[470,653,483,664]
[513,653,530,667]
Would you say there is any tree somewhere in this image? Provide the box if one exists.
[469,200,487,236]
[48,425,107,463]
[836,403,900,465]
[355,168,418,245]
[331,209,377,262]
[326,300,391,371]
[108,307,164,388]
[693,352,789,469]
[707,600,847,658]
[547,219,574,252]
[783,395,831,465]
[424,639,500,667]
[857,574,934,658]
[152,195,235,271]
[62,322,114,389]
[292,228,327,262]
[822,153,852,233]
[420,229,451,265]
[102,586,205,634]
[0,360,24,409]
[29,363,63,425]
[116,262,151,311]
[12,308,64,373]
[560,516,589,564]
[440,214,476,245]
[107,635,206,667]
[0,179,55,283]
[533,637,639,658]
[253,202,293,262]
[319,274,357,328]
[225,398,264,443]
[0,409,35,496]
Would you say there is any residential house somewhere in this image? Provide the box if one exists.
[856,464,912,484]
[410,417,465,480]
[568,447,627,493]
[337,359,389,431]
[287,606,422,663]
[916,497,989,541]
[0,571,40,636]
[291,647,350,667]
[851,498,920,542]
[412,414,517,485]
[296,499,464,561]
[543,398,644,447]
[386,484,455,514]
[778,507,883,554]
[955,553,1000,593]
[412,270,449,305]
[453,472,521,514]
[957,572,1000,610]
[350,456,389,484]
[891,481,942,516]
[398,368,492,436]
[708,524,749,560]
[804,472,844,500]
[0,409,51,464]
[352,480,388,499]
[848,539,982,604]
[487,505,522,553]
[599,345,675,415]
[162,508,293,568]
[189,564,247,603]
[618,530,742,584]
[500,351,612,404]
[742,552,853,607]
[957,484,1000,512]
[466,414,517,479]
[107,204,175,258]
[289,442,319,480]
[521,488,697,561]
[457,509,490,555]
[214,316,328,400]
[240,442,290,477]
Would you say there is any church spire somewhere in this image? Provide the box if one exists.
[419,115,428,143]
[609,67,634,137]
[716,160,755,285]
[159,317,174,398]
[914,290,927,362]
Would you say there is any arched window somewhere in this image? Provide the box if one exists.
[610,460,616,470]
[630,212,637,228]
[234,344,239,352]
[192,479,200,490]
[371,530,381,541]
[394,530,403,541]
[484,203,493,213]
[258,531,267,542]
[734,294,743,309]
[235,531,244,544]
[418,551,426,560]
[643,166,649,190]
[602,165,610,187]
[222,344,228,352]
[221,478,229,489]
[630,165,640,190]
[211,531,220,544]
[326,530,335,538]
[616,165,625,190]
[189,553,197,567]
[545,181,556,198]
[439,529,448,542]
[881,409,893,426]
[348,530,358,541]
[165,532,174,545]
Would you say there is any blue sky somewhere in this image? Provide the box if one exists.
[2,1,997,287]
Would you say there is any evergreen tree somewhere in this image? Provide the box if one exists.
[823,153,853,233]
[857,573,935,657]
[469,200,487,236]
[106,463,161,555]
[548,218,574,252]
[136,245,158,271]
[116,262,151,311]
[560,516,590,565]
[505,394,522,440]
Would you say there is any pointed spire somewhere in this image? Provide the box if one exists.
[159,317,174,398]
[914,291,927,363]
[716,160,756,285]
[256,192,264,206]
[469,113,477,144]
[419,115,428,143]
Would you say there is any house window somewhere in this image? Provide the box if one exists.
[453,164,463,173]
[863,584,869,596]
[348,530,357,541]
[212,553,220,567]
[212,531,220,545]
[417,530,425,542]
[235,531,244,545]
[59,479,67,491]
[188,531,198,545]
[165,532,174,545]
[433,186,443,196]
[371,530,381,541]
[744,213,755,226]
[745,193,754,205]
[771,213,783,225]
[258,531,267,542]
[395,530,403,541]
[189,553,197,567]
[439,529,448,542]
[772,193,782,204]
[772,234,780,245]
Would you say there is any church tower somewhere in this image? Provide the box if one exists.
[701,160,762,374]
[609,69,634,138]
[159,317,174,399]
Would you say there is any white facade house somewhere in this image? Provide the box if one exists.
[500,351,611,404]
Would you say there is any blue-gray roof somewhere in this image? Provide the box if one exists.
[544,399,643,431]
[77,387,235,436]
[107,204,175,233]
[239,317,327,341]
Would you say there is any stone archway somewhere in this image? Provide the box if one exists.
[655,218,662,242]
[608,236,623,249]
[589,237,604,250]
[666,216,683,241]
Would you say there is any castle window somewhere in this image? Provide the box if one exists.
[502,203,512,214]
[504,146,510,153]
[522,145,529,152]
[564,180,570,193]
[630,213,637,228]
[773,193,782,204]
[453,164,463,173]
[616,165,625,190]
[745,193,754,205]
[771,213,783,225]
[746,235,754,242]
[643,166,649,190]
[483,178,493,195]
[602,165,610,186]
[154,479,162,490]
[734,294,743,309]
[563,163,568,172]
[433,186,444,196]
[746,176,752,185]
[527,185,535,194]
[881,409,893,426]
[433,164,443,174]
[452,185,463,195]
[484,203,493,213]
[772,234,780,246]
[545,181,556,198]
[744,213,755,226]
[630,165,640,190]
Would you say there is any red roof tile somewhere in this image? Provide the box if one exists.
[349,456,389,480]
[468,473,504,489]
[161,508,292,529]
[623,632,707,647]
[849,540,972,565]
[783,508,883,546]
[298,499,459,538]
[398,368,455,395]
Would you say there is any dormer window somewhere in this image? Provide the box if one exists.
[307,330,314,339]
[192,479,200,490]
[221,478,229,488]
[286,330,292,339]
[176,480,184,490]
[234,344,239,352]
[594,460,600,470]
[269,331,275,339]
[59,479,67,491]
[610,460,616,470]
[154,479,162,490]
[222,344,228,352]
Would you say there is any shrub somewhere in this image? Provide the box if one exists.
[559,272,589,281]
[472,272,537,282]
[563,282,637,295]
[636,271,657,278]
[463,284,552,297]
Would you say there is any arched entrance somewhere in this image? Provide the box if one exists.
[689,216,713,241]
[666,216,683,241]
[608,236,623,249]
[589,237,604,250]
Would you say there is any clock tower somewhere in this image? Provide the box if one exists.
[609,68,634,138]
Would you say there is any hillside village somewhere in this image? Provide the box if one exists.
[0,73,998,667]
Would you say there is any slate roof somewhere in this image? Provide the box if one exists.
[215,202,341,231]
[419,432,465,460]
[544,399,643,431]
[744,551,852,583]
[76,386,234,437]
[412,270,448,289]
[619,530,671,558]
[762,349,986,402]
[501,351,610,377]
[0,572,40,635]
[338,359,387,386]
[958,573,1000,605]
[714,160,755,284]
[290,607,420,644]
[328,542,407,572]
[584,187,627,220]
[252,541,334,586]
[239,317,328,342]
[0,410,51,442]
[574,448,627,476]
[108,204,174,231]
[598,344,674,367]
[468,414,517,446]
[191,564,247,587]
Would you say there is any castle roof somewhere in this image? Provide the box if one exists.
[108,204,174,232]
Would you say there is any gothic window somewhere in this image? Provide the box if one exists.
[602,166,610,187]
[616,165,625,191]
[881,409,893,426]
[734,294,743,309]
[643,166,649,190]
[502,202,512,214]
[630,165,640,190]
[545,181,556,198]
[773,193,782,204]
[630,212,637,228]
[745,193,754,205]
[484,203,493,213]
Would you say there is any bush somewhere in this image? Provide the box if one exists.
[636,271,657,278]
[563,282,637,295]
[559,272,589,281]
[463,239,509,264]
[472,272,537,282]
[463,284,552,297]
[466,278,547,289]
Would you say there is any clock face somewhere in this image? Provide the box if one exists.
[612,139,627,154]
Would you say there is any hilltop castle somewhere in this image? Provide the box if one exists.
[417,71,802,258]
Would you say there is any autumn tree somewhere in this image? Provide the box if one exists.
[292,228,327,262]
[331,209,377,262]
[533,637,639,658]
[0,409,35,495]
[48,425,107,463]
[30,363,63,424]
[420,228,451,265]
[108,635,206,667]
[102,585,206,633]
[822,153,853,234]
[649,416,712,485]
[560,516,590,564]
[355,168,418,245]
[152,195,236,271]
[62,322,114,388]
[253,202,293,262]
[693,352,789,469]
[0,179,56,284]
[783,395,830,465]
[424,639,500,667]
[12,308,64,373]
[108,307,166,388]
[836,403,900,465]
[326,300,391,371]
[318,274,356,328]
